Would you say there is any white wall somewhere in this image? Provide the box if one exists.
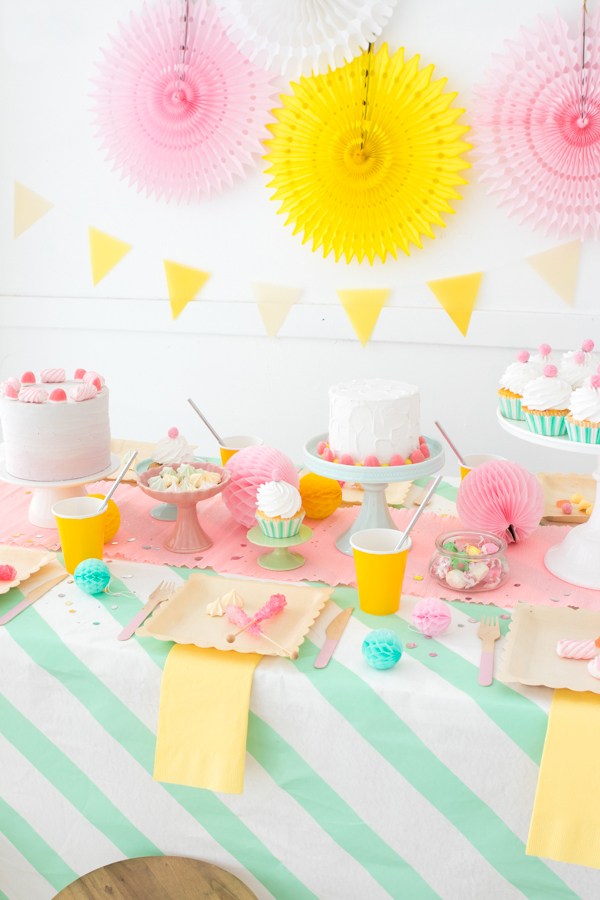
[1,0,598,474]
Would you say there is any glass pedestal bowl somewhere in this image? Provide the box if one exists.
[429,530,509,593]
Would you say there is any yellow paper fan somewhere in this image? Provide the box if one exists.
[264,44,471,264]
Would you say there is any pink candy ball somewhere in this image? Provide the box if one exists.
[323,447,335,462]
[411,449,425,464]
[222,445,298,527]
[364,455,380,467]
[411,598,451,637]
[340,454,354,466]
[583,339,594,353]
[168,427,179,439]
[317,441,327,456]
[389,454,405,466]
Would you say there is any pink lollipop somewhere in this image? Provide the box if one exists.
[225,595,296,658]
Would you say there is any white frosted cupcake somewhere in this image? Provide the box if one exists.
[256,481,305,538]
[530,343,557,367]
[498,350,541,420]
[566,374,600,444]
[560,341,598,389]
[152,426,196,466]
[522,365,572,436]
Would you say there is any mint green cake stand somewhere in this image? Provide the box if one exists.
[246,525,313,571]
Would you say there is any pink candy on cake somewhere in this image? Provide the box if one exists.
[19,387,48,404]
[71,383,98,402]
[40,368,66,383]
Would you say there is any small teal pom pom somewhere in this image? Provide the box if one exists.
[74,559,111,595]
[362,629,403,670]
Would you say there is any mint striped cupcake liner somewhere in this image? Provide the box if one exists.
[498,395,524,421]
[257,513,304,538]
[566,419,600,445]
[523,411,566,437]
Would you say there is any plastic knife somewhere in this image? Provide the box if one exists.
[314,606,353,669]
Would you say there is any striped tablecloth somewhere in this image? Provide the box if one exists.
[1,486,600,899]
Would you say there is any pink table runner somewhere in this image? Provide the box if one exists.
[0,480,598,608]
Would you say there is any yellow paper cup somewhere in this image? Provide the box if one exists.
[460,453,507,481]
[350,529,412,616]
[219,434,263,465]
[52,496,105,574]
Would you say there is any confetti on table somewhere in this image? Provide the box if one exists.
[127,538,136,543]
[406,642,418,649]
[429,652,438,658]
[413,575,424,581]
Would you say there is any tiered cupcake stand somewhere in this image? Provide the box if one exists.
[303,434,445,555]
[0,454,121,528]
[497,410,600,589]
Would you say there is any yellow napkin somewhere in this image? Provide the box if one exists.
[154,645,261,794]
[527,689,600,868]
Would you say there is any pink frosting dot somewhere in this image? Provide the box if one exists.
[574,350,585,365]
[323,447,334,462]
[583,339,594,352]
[317,441,327,455]
[74,368,86,380]
[364,455,380,467]
[411,449,425,464]
[591,375,600,389]
[340,454,354,465]
[543,364,558,378]
[21,371,35,384]
[389,454,405,466]
[49,388,67,402]
[168,427,179,439]
[517,350,530,363]
[539,343,552,356]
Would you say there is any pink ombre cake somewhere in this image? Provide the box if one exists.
[0,368,111,481]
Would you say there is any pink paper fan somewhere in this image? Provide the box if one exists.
[456,461,543,543]
[472,8,600,239]
[91,0,278,201]
[222,445,299,528]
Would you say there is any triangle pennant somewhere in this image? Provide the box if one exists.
[164,260,211,319]
[427,272,483,337]
[252,282,302,336]
[337,288,390,346]
[14,182,53,238]
[526,241,581,306]
[88,227,132,285]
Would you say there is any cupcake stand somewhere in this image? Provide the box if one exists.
[498,410,600,589]
[0,454,121,529]
[246,524,313,571]
[304,434,445,555]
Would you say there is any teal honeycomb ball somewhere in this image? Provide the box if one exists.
[74,559,111,595]
[362,629,403,670]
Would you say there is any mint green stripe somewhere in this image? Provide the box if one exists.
[247,713,437,899]
[0,796,77,892]
[0,695,161,859]
[330,588,547,763]
[0,888,10,899]
[5,608,315,900]
[412,477,458,503]
[296,640,576,900]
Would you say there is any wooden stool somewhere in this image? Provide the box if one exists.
[54,856,259,900]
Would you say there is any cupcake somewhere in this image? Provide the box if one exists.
[521,365,572,436]
[530,343,557,367]
[151,427,196,467]
[559,341,598,389]
[256,481,305,538]
[498,350,541,420]
[566,374,600,444]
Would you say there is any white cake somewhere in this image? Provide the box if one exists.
[0,368,111,482]
[326,379,421,464]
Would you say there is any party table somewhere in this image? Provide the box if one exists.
[1,481,600,900]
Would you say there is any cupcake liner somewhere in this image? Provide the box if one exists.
[524,411,566,437]
[257,512,305,538]
[497,394,523,421]
[566,419,600,445]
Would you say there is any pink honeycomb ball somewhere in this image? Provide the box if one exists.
[222,445,299,527]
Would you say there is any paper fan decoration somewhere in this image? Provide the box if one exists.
[456,461,544,543]
[91,0,277,201]
[264,44,471,264]
[215,0,397,78]
[472,7,600,239]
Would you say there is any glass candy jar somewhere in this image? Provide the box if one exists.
[429,531,509,593]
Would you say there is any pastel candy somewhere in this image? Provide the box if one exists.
[70,383,98,402]
[40,368,66,383]
[18,387,48,404]
[83,371,104,386]
[556,638,596,660]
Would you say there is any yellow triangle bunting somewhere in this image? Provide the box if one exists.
[337,289,390,346]
[164,260,211,319]
[14,182,53,238]
[252,283,302,337]
[427,272,483,337]
[88,227,132,285]
[526,241,582,306]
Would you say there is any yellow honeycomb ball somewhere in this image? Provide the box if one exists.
[299,473,342,520]
[88,493,121,542]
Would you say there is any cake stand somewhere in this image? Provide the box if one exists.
[246,524,313,571]
[304,434,445,555]
[137,463,229,553]
[497,410,600,589]
[0,454,121,529]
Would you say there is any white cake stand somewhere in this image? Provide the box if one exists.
[497,410,600,589]
[0,454,121,529]
[304,434,444,555]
